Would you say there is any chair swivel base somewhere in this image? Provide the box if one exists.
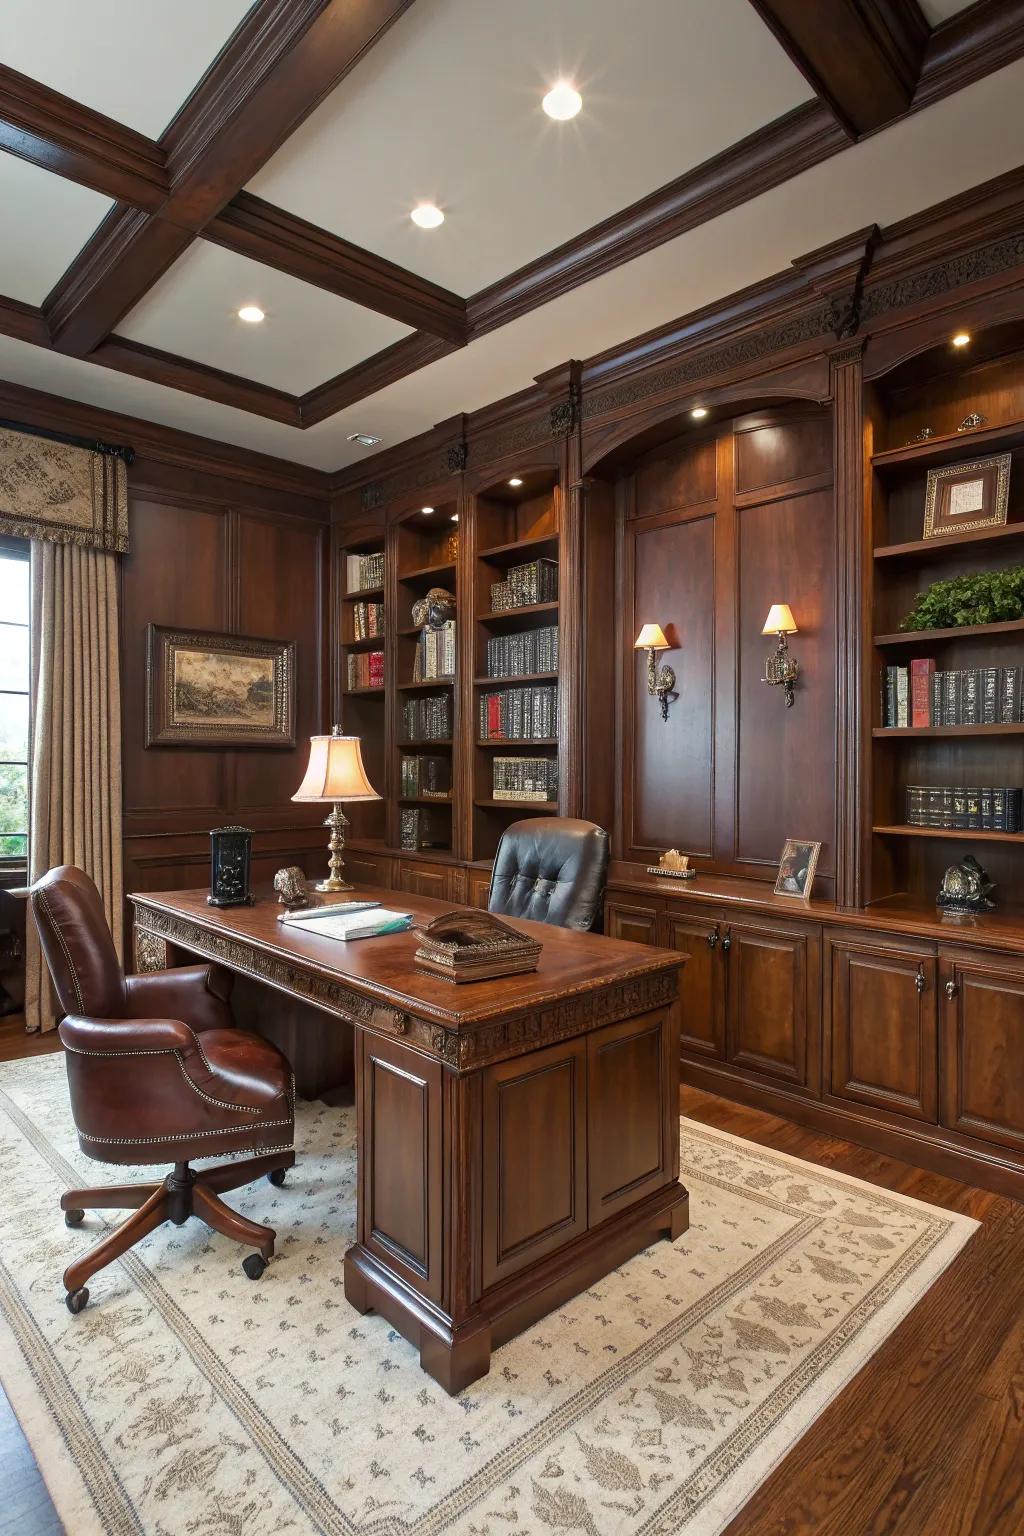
[61,1149,295,1313]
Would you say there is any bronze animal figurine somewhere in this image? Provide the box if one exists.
[936,854,996,913]
[411,587,456,630]
[273,866,317,911]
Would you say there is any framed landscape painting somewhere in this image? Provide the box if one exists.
[145,626,295,747]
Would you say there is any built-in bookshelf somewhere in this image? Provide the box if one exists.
[338,533,387,844]
[392,501,459,856]
[470,468,561,862]
[867,334,1024,904]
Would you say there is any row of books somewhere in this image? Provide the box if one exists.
[490,558,558,613]
[401,694,452,741]
[400,808,448,851]
[905,784,1023,832]
[351,600,384,640]
[485,626,559,679]
[492,755,558,803]
[345,551,384,593]
[412,620,456,682]
[346,650,383,690]
[883,661,1024,727]
[479,684,557,740]
[400,754,451,799]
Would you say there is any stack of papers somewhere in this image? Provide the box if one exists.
[283,906,412,942]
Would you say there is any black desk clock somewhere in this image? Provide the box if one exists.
[208,826,254,907]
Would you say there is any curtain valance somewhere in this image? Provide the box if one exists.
[0,426,129,553]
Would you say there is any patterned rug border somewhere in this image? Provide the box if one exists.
[0,1055,978,1536]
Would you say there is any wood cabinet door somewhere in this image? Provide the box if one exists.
[345,851,394,890]
[724,918,820,1090]
[468,868,492,909]
[587,1008,678,1225]
[828,937,937,1122]
[940,949,1024,1155]
[398,860,452,901]
[481,1035,588,1290]
[659,908,725,1060]
[604,900,660,946]
[359,1032,443,1303]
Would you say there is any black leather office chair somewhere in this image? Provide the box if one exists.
[487,818,609,931]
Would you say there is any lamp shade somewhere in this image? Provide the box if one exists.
[292,734,380,803]
[762,604,797,636]
[634,623,669,650]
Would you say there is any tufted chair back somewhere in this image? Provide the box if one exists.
[487,818,609,931]
[29,865,125,1018]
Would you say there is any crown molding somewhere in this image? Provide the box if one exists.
[914,0,1024,113]
[301,332,459,428]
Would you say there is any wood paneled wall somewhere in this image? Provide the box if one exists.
[120,466,330,909]
[615,405,837,896]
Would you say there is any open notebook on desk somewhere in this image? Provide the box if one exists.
[278,903,412,941]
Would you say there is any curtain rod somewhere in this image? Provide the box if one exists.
[0,416,135,466]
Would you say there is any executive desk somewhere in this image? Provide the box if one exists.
[129,886,689,1393]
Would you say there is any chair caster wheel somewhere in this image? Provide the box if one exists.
[267,1167,287,1187]
[64,1208,85,1227]
[66,1287,89,1314]
[242,1254,267,1280]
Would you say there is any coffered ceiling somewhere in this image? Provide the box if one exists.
[0,0,1022,473]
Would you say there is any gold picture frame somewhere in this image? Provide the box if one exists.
[774,838,822,901]
[922,453,1011,539]
[145,626,295,747]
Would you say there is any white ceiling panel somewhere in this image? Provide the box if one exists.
[0,156,110,304]
[0,0,253,139]
[248,0,811,296]
[919,0,975,23]
[117,240,412,394]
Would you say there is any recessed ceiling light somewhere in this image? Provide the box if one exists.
[451,513,459,523]
[411,203,444,229]
[508,477,523,488]
[691,406,708,420]
[347,431,382,447]
[951,331,971,348]
[421,506,434,515]
[542,80,582,121]
[237,304,265,324]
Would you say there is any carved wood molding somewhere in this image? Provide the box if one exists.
[861,231,1024,322]
[131,907,680,1070]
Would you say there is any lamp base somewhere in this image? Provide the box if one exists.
[314,875,354,894]
[317,803,353,893]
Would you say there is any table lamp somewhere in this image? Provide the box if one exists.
[292,728,380,892]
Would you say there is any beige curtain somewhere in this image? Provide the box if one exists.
[24,540,123,1033]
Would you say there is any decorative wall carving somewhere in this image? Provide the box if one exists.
[445,441,468,474]
[133,929,168,973]
[550,382,581,437]
[861,233,1024,322]
[360,482,383,511]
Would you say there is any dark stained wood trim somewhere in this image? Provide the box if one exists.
[466,103,849,337]
[0,64,169,209]
[747,0,928,139]
[915,0,1024,112]
[300,332,461,426]
[94,336,302,425]
[207,192,468,342]
[0,292,50,347]
[43,0,416,357]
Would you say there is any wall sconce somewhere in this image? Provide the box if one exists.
[634,623,676,721]
[762,604,799,707]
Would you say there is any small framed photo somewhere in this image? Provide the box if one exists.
[923,453,1011,540]
[774,838,822,901]
[146,626,295,747]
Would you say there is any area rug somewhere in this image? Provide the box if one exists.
[0,1054,975,1536]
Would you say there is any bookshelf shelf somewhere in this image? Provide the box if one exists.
[474,799,558,811]
[871,416,1024,470]
[342,636,385,652]
[399,796,452,806]
[474,672,558,686]
[873,824,1024,843]
[873,523,1024,563]
[873,724,1024,738]
[342,684,385,697]
[398,678,455,691]
[399,559,456,584]
[874,618,1024,646]
[475,602,559,624]
[400,738,453,747]
[478,533,560,565]
[342,584,385,601]
[476,738,557,747]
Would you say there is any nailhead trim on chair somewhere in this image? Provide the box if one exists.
[79,1116,293,1146]
[62,1044,179,1058]
[35,890,85,1014]
[92,1139,297,1168]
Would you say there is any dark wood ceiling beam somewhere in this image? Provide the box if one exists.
[747,0,929,138]
[915,0,1024,111]
[300,332,460,426]
[43,0,415,357]
[207,192,468,342]
[0,64,169,209]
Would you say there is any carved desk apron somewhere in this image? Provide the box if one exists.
[130,886,688,1393]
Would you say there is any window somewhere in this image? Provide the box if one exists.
[0,539,30,866]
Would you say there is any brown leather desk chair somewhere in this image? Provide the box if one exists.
[30,865,295,1314]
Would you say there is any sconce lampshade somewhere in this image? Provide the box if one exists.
[762,604,798,637]
[634,623,669,650]
[292,733,380,803]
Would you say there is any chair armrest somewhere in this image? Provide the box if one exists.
[58,1014,197,1056]
[123,964,234,1032]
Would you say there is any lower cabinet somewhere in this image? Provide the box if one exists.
[468,867,493,909]
[660,909,724,1059]
[940,947,1024,1156]
[827,934,937,1122]
[397,859,458,901]
[606,899,660,946]
[344,849,395,891]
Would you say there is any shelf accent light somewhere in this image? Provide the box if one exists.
[634,623,676,721]
[762,604,799,707]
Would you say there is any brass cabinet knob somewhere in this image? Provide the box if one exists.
[945,979,959,1001]
[721,933,732,953]
[707,928,720,949]
[915,966,926,995]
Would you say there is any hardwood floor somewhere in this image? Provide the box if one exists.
[0,1030,1020,1535]
[0,1014,61,1063]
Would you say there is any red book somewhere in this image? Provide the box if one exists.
[487,695,501,737]
[910,658,935,727]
